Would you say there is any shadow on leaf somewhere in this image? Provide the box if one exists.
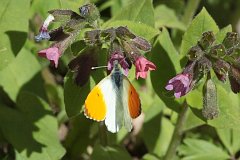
[5,31,27,56]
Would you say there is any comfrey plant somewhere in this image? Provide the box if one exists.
[165,31,240,119]
[35,3,156,82]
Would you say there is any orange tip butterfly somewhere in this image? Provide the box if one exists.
[84,60,141,133]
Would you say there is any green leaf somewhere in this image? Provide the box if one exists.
[102,20,159,41]
[155,5,186,30]
[105,0,155,27]
[207,85,240,129]
[150,40,181,112]
[142,153,160,160]
[180,7,219,55]
[91,144,132,160]
[0,92,66,160]
[64,115,94,159]
[0,0,30,70]
[143,105,173,157]
[109,0,132,16]
[179,138,230,160]
[159,27,181,72]
[215,25,232,43]
[0,48,41,101]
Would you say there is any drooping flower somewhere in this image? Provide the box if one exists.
[108,52,130,76]
[38,47,60,68]
[35,14,55,42]
[165,74,192,98]
[134,56,156,79]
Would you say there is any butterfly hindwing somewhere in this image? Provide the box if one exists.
[122,76,141,131]
[123,77,141,118]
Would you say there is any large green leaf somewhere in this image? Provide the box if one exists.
[155,5,186,30]
[102,20,159,41]
[0,0,30,70]
[178,138,230,160]
[0,92,66,160]
[105,0,155,27]
[180,8,219,55]
[150,38,181,112]
[91,144,132,160]
[217,128,240,155]
[186,81,240,129]
[0,48,41,101]
[207,84,240,129]
[159,27,181,72]
[143,104,173,158]
[64,115,94,159]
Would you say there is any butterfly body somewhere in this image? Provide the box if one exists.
[84,60,141,133]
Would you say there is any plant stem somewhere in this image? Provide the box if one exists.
[182,0,201,25]
[99,122,108,146]
[163,102,189,160]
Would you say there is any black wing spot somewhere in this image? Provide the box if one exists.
[97,93,100,96]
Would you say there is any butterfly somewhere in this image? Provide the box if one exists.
[84,60,141,133]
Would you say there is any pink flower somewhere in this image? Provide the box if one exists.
[108,52,130,76]
[38,47,61,68]
[165,74,192,98]
[134,56,156,79]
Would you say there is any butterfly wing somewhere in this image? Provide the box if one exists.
[122,76,141,131]
[84,76,123,133]
[84,78,108,121]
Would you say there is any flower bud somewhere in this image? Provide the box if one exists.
[131,36,151,52]
[202,77,219,120]
[198,31,215,50]
[197,56,212,74]
[84,30,101,45]
[212,60,230,82]
[115,26,136,39]
[79,3,100,27]
[209,44,226,58]
[187,45,204,61]
[223,32,240,49]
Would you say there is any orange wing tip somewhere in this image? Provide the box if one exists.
[84,106,105,122]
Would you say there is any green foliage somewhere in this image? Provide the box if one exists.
[178,138,230,160]
[1,0,240,159]
[180,8,219,55]
[0,0,29,70]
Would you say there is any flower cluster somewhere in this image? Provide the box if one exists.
[166,31,240,98]
[35,3,156,81]
[35,4,100,68]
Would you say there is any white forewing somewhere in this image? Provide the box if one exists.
[122,77,133,132]
[99,76,123,133]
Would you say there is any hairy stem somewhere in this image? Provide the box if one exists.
[163,102,189,160]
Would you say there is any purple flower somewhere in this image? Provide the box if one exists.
[165,74,192,98]
[35,14,55,42]
[108,52,130,75]
[38,47,61,68]
[134,56,156,79]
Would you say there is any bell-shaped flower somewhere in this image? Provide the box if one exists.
[134,56,156,79]
[165,74,192,98]
[38,47,60,68]
[108,52,130,76]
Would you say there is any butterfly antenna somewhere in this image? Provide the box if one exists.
[91,66,108,70]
